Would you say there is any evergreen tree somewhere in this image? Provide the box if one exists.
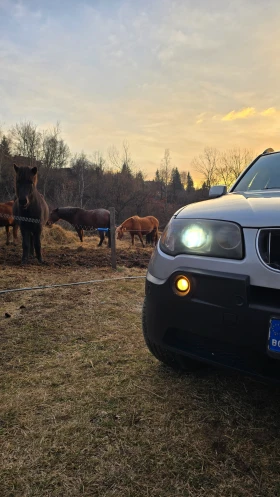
[135,170,144,183]
[154,168,164,200]
[0,135,12,192]
[170,167,183,202]
[121,161,133,177]
[135,171,145,191]
[0,135,11,160]
[154,169,161,182]
[202,181,209,191]
[186,171,194,193]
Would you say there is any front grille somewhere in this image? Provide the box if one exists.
[249,285,280,311]
[258,229,280,270]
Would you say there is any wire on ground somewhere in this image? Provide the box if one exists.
[0,275,146,296]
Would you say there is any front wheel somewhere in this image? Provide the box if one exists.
[142,296,204,371]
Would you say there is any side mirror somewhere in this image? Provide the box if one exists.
[263,148,274,155]
[209,185,227,199]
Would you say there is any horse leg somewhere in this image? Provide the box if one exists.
[154,228,159,245]
[149,229,156,246]
[29,233,35,257]
[145,232,151,246]
[76,227,83,242]
[98,231,105,247]
[33,229,43,263]
[13,224,19,245]
[131,233,134,246]
[5,226,10,245]
[107,229,111,249]
[21,229,30,264]
[138,232,145,248]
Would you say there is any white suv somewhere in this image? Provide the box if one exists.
[142,148,280,381]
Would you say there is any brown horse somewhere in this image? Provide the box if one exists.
[116,215,159,247]
[0,200,19,245]
[48,207,111,247]
[13,164,49,264]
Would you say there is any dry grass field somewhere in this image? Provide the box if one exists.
[1,225,280,497]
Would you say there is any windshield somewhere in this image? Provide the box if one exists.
[232,153,280,192]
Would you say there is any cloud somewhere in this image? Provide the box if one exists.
[1,0,280,180]
[195,113,207,124]
[221,107,256,121]
[220,107,279,122]
[260,107,277,117]
[2,0,42,20]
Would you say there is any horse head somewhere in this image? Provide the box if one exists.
[116,225,126,240]
[47,207,60,225]
[14,164,38,209]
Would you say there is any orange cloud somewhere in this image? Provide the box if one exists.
[221,107,256,121]
[260,107,277,117]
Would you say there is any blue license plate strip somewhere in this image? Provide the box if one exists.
[268,318,280,353]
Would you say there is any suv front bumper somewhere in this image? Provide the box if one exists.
[144,268,280,381]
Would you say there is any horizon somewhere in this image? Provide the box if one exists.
[0,0,279,182]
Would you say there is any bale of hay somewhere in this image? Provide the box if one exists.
[42,224,78,245]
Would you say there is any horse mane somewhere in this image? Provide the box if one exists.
[120,216,132,228]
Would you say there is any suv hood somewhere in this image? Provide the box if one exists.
[176,191,280,228]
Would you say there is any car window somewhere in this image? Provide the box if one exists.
[232,154,280,192]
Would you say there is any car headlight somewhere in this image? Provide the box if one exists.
[160,219,243,259]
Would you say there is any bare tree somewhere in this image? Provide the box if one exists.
[192,147,220,188]
[222,148,254,181]
[107,145,121,171]
[216,148,254,189]
[107,140,134,173]
[160,148,172,209]
[40,123,70,196]
[91,150,107,171]
[71,152,93,208]
[10,121,41,162]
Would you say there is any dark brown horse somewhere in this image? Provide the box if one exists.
[0,200,19,245]
[116,215,159,247]
[13,164,49,264]
[48,207,111,247]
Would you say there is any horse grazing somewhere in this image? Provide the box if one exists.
[48,207,111,247]
[116,215,159,247]
[0,200,19,245]
[13,164,49,264]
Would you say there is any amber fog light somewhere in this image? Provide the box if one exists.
[173,275,191,296]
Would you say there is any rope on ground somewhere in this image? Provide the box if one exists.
[0,275,146,295]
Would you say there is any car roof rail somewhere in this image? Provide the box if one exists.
[262,148,274,154]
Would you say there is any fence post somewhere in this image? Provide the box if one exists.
[109,207,116,270]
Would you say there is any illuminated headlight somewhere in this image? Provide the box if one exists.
[160,219,243,259]
[181,224,210,249]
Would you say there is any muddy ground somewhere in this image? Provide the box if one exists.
[0,225,154,270]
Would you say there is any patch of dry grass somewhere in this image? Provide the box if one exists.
[1,251,280,496]
[42,224,79,246]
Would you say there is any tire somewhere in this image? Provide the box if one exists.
[142,296,203,372]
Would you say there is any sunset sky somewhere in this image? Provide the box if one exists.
[0,0,280,180]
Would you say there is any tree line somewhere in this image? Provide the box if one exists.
[0,121,254,227]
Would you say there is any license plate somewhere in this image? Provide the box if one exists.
[268,318,280,353]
